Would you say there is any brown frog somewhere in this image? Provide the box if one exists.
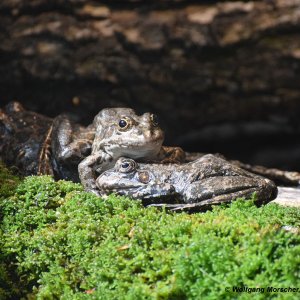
[0,102,185,190]
[77,107,185,194]
[0,101,94,181]
[96,155,278,211]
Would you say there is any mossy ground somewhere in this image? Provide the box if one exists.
[0,162,300,299]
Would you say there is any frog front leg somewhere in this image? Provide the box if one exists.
[78,151,112,195]
[52,115,94,164]
[157,146,186,164]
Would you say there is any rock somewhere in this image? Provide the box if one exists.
[271,187,300,207]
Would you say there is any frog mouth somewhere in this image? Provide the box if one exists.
[108,184,177,200]
[120,130,163,150]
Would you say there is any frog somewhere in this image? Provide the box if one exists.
[96,154,278,211]
[77,108,185,194]
[0,101,54,177]
[0,101,94,181]
[0,102,185,187]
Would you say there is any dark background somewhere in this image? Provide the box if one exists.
[1,0,300,170]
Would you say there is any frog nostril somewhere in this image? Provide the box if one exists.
[150,114,159,126]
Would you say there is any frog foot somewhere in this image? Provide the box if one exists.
[160,146,186,164]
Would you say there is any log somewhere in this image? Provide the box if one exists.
[1,0,300,168]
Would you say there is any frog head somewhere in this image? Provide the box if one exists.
[92,108,165,159]
[96,157,177,199]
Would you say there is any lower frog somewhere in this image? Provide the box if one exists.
[0,102,185,188]
[96,154,277,211]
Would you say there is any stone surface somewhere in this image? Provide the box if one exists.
[272,187,300,207]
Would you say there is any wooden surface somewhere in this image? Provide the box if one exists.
[1,0,300,129]
[1,0,300,169]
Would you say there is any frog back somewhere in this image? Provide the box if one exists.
[0,102,53,176]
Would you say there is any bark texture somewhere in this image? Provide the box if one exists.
[1,0,300,168]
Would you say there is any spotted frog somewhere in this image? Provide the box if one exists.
[96,154,277,211]
[77,107,185,194]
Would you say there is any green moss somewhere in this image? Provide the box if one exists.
[0,162,21,298]
[0,161,21,199]
[0,173,300,299]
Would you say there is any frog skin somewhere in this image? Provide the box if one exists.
[185,152,300,186]
[96,154,277,211]
[0,101,94,181]
[0,102,185,186]
[77,108,185,194]
[0,102,53,176]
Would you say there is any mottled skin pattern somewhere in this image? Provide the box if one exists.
[0,102,95,180]
[96,154,277,211]
[0,102,185,187]
[51,114,95,181]
[0,102,54,176]
[78,108,185,194]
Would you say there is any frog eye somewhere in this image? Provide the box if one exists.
[119,159,137,173]
[150,114,159,126]
[118,117,132,131]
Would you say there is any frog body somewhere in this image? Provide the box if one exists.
[0,102,54,176]
[0,102,94,181]
[96,154,277,211]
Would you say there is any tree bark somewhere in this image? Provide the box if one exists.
[1,0,300,168]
